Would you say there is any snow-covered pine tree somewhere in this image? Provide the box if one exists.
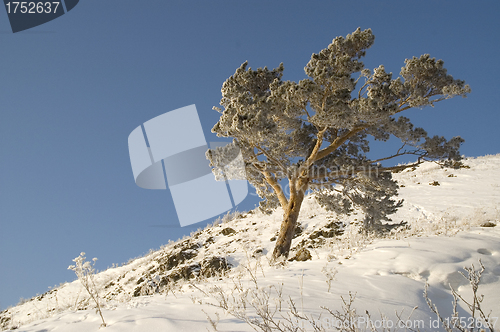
[207,28,470,260]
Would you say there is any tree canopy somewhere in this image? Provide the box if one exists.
[208,28,470,258]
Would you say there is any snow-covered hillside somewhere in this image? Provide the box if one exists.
[2,155,499,332]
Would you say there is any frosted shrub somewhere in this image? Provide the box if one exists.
[212,210,241,226]
[68,252,107,328]
[425,260,496,332]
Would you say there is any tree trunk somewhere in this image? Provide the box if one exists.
[272,188,306,260]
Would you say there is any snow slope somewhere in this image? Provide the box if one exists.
[2,155,499,331]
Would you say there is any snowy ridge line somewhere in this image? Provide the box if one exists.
[1,154,499,331]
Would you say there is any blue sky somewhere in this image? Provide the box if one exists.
[1,1,499,310]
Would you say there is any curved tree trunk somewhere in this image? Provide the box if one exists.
[272,187,306,260]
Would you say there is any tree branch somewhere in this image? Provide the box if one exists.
[358,80,369,99]
[263,170,288,209]
[308,158,425,181]
[314,125,368,161]
[376,160,424,173]
[303,107,312,121]
[247,148,288,208]
[253,145,288,175]
[367,145,425,164]
[304,128,326,168]
[312,96,430,163]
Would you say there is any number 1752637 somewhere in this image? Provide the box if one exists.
[5,2,61,14]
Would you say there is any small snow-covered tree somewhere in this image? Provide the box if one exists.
[207,28,470,260]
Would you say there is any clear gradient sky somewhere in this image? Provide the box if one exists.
[1,1,499,310]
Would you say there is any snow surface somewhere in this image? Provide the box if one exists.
[2,155,500,331]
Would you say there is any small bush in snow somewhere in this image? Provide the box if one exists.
[68,252,107,328]
[425,260,496,332]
